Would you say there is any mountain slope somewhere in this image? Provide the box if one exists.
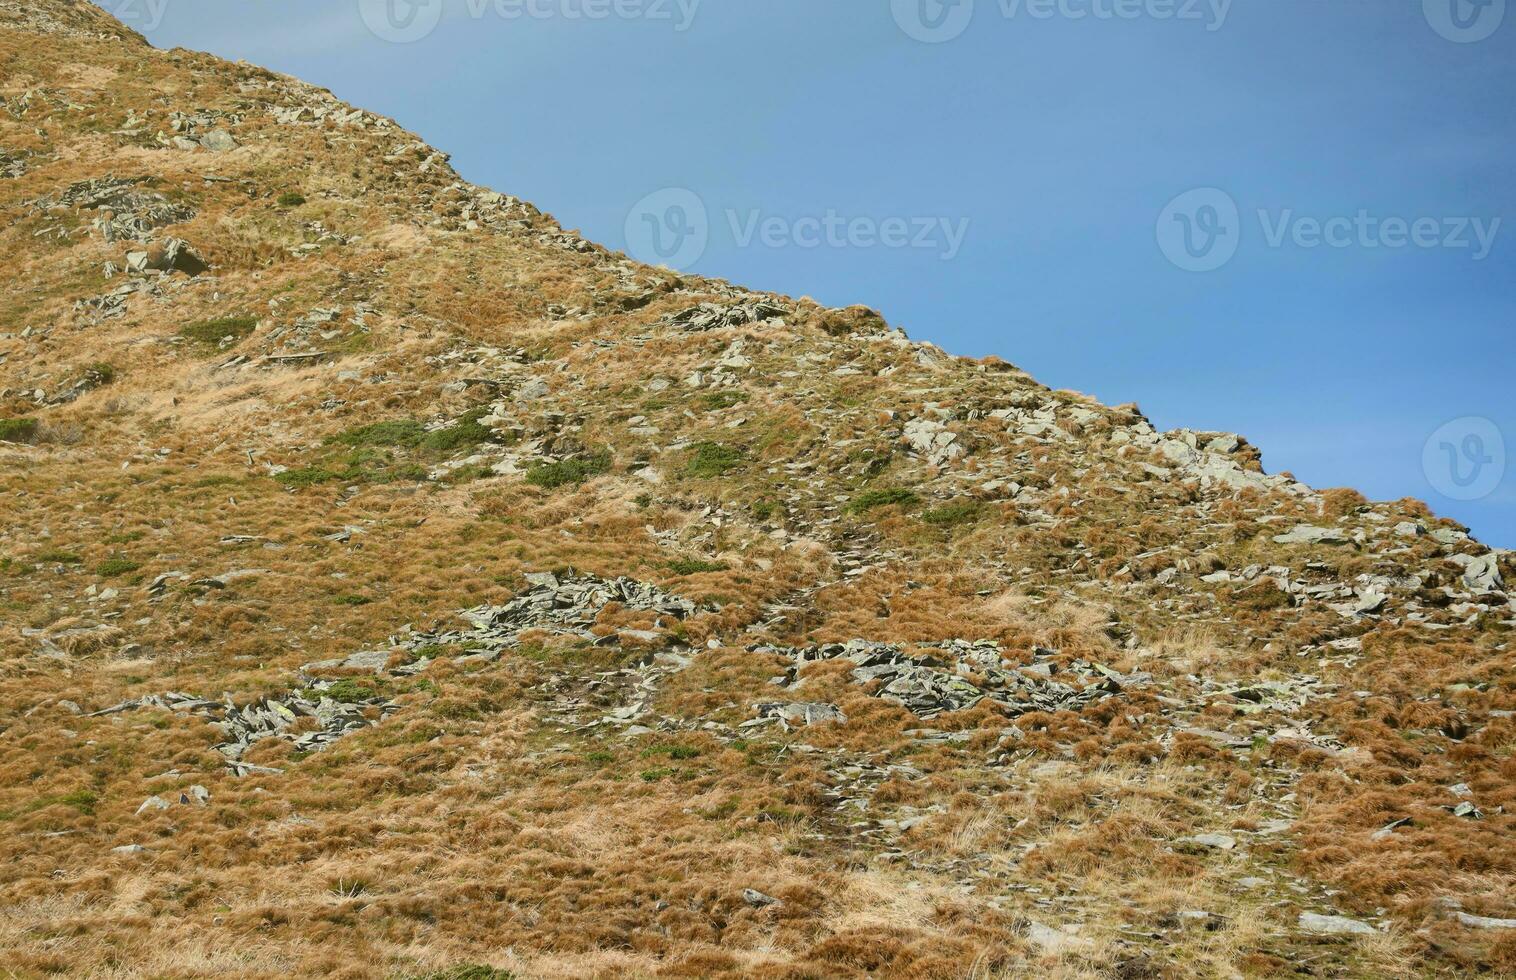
[1,2,1512,976]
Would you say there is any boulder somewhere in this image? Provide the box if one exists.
[141,238,207,276]
[135,795,170,815]
[1273,525,1348,546]
[742,888,780,908]
[1298,912,1377,936]
[1449,553,1503,594]
[755,702,846,726]
[199,129,237,152]
[902,418,962,468]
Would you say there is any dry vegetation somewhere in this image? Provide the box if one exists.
[0,2,1512,977]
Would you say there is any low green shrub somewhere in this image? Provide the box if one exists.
[699,390,749,411]
[180,315,257,348]
[96,556,141,577]
[321,679,379,703]
[84,362,116,386]
[921,501,984,526]
[668,558,728,575]
[421,418,491,453]
[274,466,341,489]
[0,418,39,444]
[526,450,611,489]
[684,442,744,478]
[847,488,918,514]
[331,420,426,448]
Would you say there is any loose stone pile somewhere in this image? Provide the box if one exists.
[73,276,168,321]
[755,639,1143,721]
[0,148,24,178]
[88,687,399,776]
[314,571,700,669]
[166,109,240,152]
[34,176,196,242]
[662,300,790,332]
[447,572,698,647]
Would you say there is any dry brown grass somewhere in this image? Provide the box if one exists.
[0,2,1510,976]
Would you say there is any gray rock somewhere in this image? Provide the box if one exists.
[1352,590,1387,615]
[1455,911,1516,930]
[199,129,238,152]
[144,238,208,276]
[1298,912,1377,935]
[303,648,391,673]
[1449,553,1504,594]
[1370,817,1412,841]
[742,888,780,908]
[516,378,550,401]
[755,702,846,726]
[1273,525,1348,546]
[1176,833,1236,851]
[663,301,789,332]
[135,795,171,815]
[1025,921,1084,952]
[902,417,962,468]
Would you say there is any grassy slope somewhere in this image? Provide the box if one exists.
[0,2,1512,976]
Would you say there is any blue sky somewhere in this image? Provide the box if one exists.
[98,0,1514,545]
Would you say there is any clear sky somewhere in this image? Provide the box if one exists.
[95,0,1515,546]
